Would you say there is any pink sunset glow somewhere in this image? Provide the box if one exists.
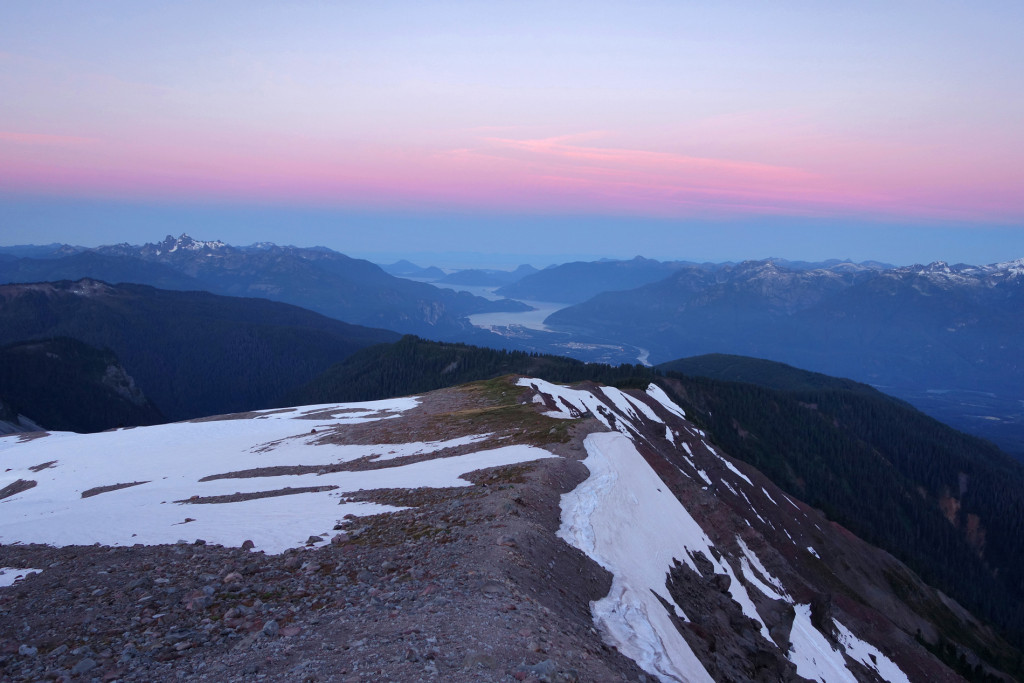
[1,1,1022,259]
[3,124,1019,223]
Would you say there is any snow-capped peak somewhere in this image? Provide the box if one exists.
[992,257,1024,275]
[159,233,227,254]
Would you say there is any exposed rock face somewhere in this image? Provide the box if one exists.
[101,363,149,406]
[0,377,1019,681]
[0,336,164,432]
[0,399,43,436]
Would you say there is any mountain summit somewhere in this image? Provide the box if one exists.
[153,234,227,254]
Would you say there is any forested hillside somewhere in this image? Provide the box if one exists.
[659,352,882,395]
[656,367,1024,651]
[0,279,399,421]
[0,251,202,292]
[284,335,653,405]
[0,337,164,433]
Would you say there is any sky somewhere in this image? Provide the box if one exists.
[2,1,1023,266]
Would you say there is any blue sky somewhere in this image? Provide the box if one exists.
[2,1,1022,266]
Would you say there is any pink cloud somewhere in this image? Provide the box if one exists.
[1,125,1020,224]
[441,133,887,217]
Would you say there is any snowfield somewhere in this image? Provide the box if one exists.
[0,398,553,554]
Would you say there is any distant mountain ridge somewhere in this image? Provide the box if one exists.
[379,260,540,287]
[544,257,1024,455]
[0,251,204,291]
[0,243,86,259]
[436,264,538,287]
[4,240,1020,451]
[0,235,530,337]
[379,259,446,280]
[493,256,892,304]
[494,255,695,303]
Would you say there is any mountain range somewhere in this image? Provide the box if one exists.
[0,235,529,338]
[379,259,446,280]
[538,258,1024,457]
[495,255,699,303]
[435,264,539,287]
[2,241,1021,456]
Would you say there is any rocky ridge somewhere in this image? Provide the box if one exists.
[0,377,1018,681]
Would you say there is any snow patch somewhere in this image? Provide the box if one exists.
[739,557,787,602]
[559,432,714,683]
[623,392,664,424]
[602,387,646,424]
[788,604,857,683]
[834,619,911,683]
[739,491,767,525]
[714,453,753,486]
[736,537,789,601]
[0,567,42,587]
[518,379,656,443]
[718,557,772,641]
[518,378,614,429]
[645,384,686,419]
